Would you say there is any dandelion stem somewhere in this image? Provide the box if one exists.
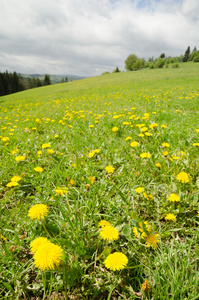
[40,219,52,239]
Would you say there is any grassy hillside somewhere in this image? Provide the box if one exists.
[0,62,199,299]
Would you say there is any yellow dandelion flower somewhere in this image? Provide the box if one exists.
[34,166,44,173]
[145,132,151,136]
[165,214,176,222]
[193,143,199,147]
[15,156,25,161]
[30,237,50,253]
[104,252,128,271]
[28,204,48,220]
[42,143,51,149]
[89,125,94,128]
[135,187,144,194]
[168,193,180,202]
[7,181,19,187]
[105,165,115,174]
[0,235,6,241]
[141,280,151,292]
[100,225,119,241]
[47,149,55,154]
[11,176,22,182]
[176,171,189,183]
[195,129,199,133]
[141,127,148,132]
[37,150,42,156]
[69,179,75,186]
[138,133,144,137]
[54,187,68,196]
[11,149,18,155]
[88,176,95,184]
[149,123,158,129]
[94,149,100,153]
[162,142,170,147]
[125,136,132,141]
[89,151,95,158]
[98,220,111,227]
[161,124,167,128]
[162,151,169,156]
[112,127,119,132]
[130,141,139,147]
[156,162,161,168]
[1,137,9,142]
[145,233,160,249]
[33,242,63,270]
[140,153,151,158]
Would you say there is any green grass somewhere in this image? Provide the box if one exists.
[0,62,199,299]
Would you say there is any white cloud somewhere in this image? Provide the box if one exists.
[0,0,198,76]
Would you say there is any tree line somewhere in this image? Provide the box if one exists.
[124,46,199,71]
[0,72,51,97]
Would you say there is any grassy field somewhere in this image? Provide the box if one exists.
[0,62,199,299]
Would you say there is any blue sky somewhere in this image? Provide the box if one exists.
[0,0,198,76]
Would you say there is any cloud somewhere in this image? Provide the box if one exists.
[0,0,198,76]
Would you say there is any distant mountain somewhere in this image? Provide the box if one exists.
[21,73,87,84]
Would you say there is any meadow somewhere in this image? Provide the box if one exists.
[0,62,199,299]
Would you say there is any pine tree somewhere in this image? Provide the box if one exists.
[183,46,190,62]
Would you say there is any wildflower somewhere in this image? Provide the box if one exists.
[196,129,199,133]
[42,143,51,149]
[135,187,144,194]
[69,179,75,185]
[30,237,49,253]
[1,137,9,142]
[89,125,94,128]
[112,127,118,132]
[100,225,119,241]
[11,176,21,182]
[104,252,128,271]
[138,133,144,137]
[33,242,63,270]
[176,171,189,183]
[34,167,44,173]
[125,136,132,141]
[7,181,19,187]
[145,132,151,136]
[28,204,48,221]
[162,142,170,147]
[130,141,138,147]
[161,124,167,128]
[11,149,18,155]
[165,214,176,222]
[168,193,180,202]
[141,127,148,132]
[156,162,161,168]
[98,220,111,227]
[105,165,115,174]
[89,151,95,158]
[88,176,95,184]
[163,151,169,156]
[54,187,68,196]
[140,153,151,158]
[0,235,6,241]
[145,233,160,249]
[47,149,55,154]
[15,156,25,161]
[141,280,151,292]
[193,143,199,147]
[54,135,59,138]
[37,150,42,157]
[133,221,152,239]
[149,123,158,129]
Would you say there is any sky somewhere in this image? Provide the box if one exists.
[0,0,198,76]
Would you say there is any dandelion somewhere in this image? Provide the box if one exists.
[176,171,189,183]
[33,242,63,270]
[145,233,160,249]
[149,123,158,129]
[47,149,55,154]
[37,150,42,157]
[88,176,95,184]
[156,162,161,168]
[141,127,148,132]
[168,193,180,202]
[162,142,170,147]
[163,151,169,156]
[140,153,151,158]
[138,133,144,137]
[196,129,199,133]
[130,141,138,147]
[135,187,144,194]
[141,280,151,292]
[89,125,94,128]
[28,204,48,220]
[0,235,6,241]
[42,143,51,149]
[7,181,19,187]
[105,165,115,174]
[69,179,75,185]
[11,149,19,155]
[54,187,68,196]
[112,127,118,132]
[125,136,132,141]
[11,176,21,182]
[161,124,167,128]
[15,156,25,161]
[145,132,151,136]
[1,137,9,142]
[165,214,176,222]
[89,151,95,158]
[34,167,44,173]
[193,143,199,147]
[98,220,111,227]
[30,237,49,253]
[100,225,119,241]
[104,252,128,271]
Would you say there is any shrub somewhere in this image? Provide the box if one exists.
[155,58,165,68]
[172,63,179,68]
[193,56,199,62]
